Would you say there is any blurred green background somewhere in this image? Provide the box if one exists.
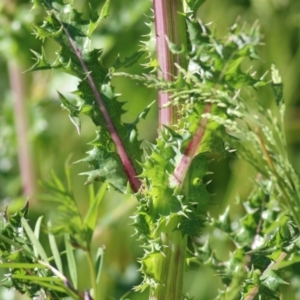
[1,0,300,299]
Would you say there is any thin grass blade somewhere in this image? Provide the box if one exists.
[95,246,105,284]
[84,181,108,231]
[64,233,78,288]
[48,221,63,273]
[21,217,48,261]
[33,216,43,257]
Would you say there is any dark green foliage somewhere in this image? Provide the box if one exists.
[0,173,107,299]
[78,130,129,192]
[193,180,300,299]
[134,128,211,233]
[0,202,75,299]
[0,201,29,254]
[180,154,210,236]
[126,7,300,298]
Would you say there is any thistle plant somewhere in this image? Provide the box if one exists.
[1,0,300,300]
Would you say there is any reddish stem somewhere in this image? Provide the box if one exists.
[173,103,212,186]
[8,62,37,201]
[154,0,212,188]
[153,0,186,127]
[245,252,287,300]
[55,19,141,192]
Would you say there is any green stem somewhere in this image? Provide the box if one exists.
[150,231,187,300]
[151,0,188,299]
[86,250,98,300]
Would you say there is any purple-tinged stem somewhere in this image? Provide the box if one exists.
[8,62,37,201]
[153,0,187,127]
[173,103,212,187]
[151,1,188,300]
[56,21,141,193]
[245,252,287,300]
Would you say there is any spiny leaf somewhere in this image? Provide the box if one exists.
[260,269,289,292]
[79,136,129,193]
[185,0,206,12]
[139,12,157,70]
[59,92,81,134]
[113,51,145,70]
[32,0,143,192]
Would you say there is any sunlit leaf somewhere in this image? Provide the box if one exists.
[21,217,48,261]
[64,233,78,289]
[95,246,105,284]
[33,216,43,258]
[84,181,108,234]
[48,221,63,273]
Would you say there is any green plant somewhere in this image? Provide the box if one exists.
[1,0,300,300]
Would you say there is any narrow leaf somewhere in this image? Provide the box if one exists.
[33,216,43,257]
[11,278,67,294]
[21,217,48,261]
[84,181,108,231]
[100,0,110,19]
[95,246,105,283]
[12,274,62,283]
[65,154,73,193]
[0,263,46,269]
[64,233,78,288]
[51,170,65,191]
[88,183,95,207]
[48,221,63,273]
